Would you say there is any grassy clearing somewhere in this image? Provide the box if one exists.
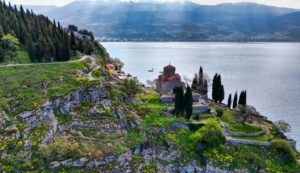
[233,134,270,142]
[228,123,262,133]
[0,61,89,114]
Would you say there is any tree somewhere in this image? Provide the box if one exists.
[212,74,225,103]
[122,78,140,96]
[70,31,76,51]
[68,24,78,32]
[238,90,247,106]
[174,86,185,115]
[212,74,219,102]
[233,92,238,109]
[184,86,193,120]
[227,94,232,109]
[274,120,291,134]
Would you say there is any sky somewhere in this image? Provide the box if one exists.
[8,0,300,9]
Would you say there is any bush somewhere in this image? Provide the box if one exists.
[91,70,101,78]
[122,78,140,96]
[193,119,225,149]
[271,140,297,164]
[37,137,81,162]
[215,107,224,117]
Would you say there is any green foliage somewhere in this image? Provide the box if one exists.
[238,90,247,106]
[228,123,262,133]
[57,113,73,125]
[91,69,101,78]
[233,92,238,109]
[0,61,89,114]
[0,2,105,63]
[194,118,225,148]
[271,140,297,164]
[212,74,225,103]
[37,137,81,162]
[184,86,193,120]
[215,107,224,117]
[121,78,140,96]
[174,86,184,115]
[227,94,232,109]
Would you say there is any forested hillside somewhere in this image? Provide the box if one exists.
[0,0,102,63]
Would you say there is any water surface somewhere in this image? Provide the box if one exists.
[103,42,300,150]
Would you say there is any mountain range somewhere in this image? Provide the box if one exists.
[26,1,300,41]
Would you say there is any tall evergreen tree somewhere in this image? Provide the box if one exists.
[233,92,238,109]
[227,94,232,109]
[238,90,247,106]
[184,86,193,120]
[212,74,219,102]
[212,73,225,103]
[174,86,184,115]
[70,31,76,51]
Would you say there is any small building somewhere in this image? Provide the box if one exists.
[156,64,184,95]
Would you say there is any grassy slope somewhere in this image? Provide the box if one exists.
[0,61,89,115]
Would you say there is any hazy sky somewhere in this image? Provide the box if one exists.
[8,0,300,9]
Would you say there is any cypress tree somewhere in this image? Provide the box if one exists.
[227,94,232,109]
[244,90,247,106]
[233,92,238,109]
[212,74,219,102]
[185,86,193,120]
[175,86,184,115]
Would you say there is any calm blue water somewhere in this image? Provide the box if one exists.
[103,42,300,150]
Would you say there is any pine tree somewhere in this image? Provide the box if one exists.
[233,92,238,109]
[185,86,193,120]
[70,31,76,51]
[227,94,232,109]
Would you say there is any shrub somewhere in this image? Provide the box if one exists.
[91,70,101,78]
[37,137,81,162]
[215,107,224,117]
[271,140,297,164]
[122,78,140,96]
[193,119,225,149]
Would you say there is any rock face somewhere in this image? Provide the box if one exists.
[15,84,108,144]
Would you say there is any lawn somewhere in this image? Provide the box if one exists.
[233,134,270,142]
[228,123,263,133]
[0,61,89,115]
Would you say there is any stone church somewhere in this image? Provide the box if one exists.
[156,64,184,95]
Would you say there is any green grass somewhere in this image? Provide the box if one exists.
[233,134,270,142]
[137,93,165,113]
[57,114,73,125]
[0,61,89,114]
[228,123,262,133]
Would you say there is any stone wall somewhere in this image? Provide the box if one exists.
[226,138,272,146]
[228,131,265,137]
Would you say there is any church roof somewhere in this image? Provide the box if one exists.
[164,64,176,70]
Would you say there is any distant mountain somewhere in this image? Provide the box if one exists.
[27,1,300,41]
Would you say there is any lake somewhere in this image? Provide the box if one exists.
[102,42,300,150]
